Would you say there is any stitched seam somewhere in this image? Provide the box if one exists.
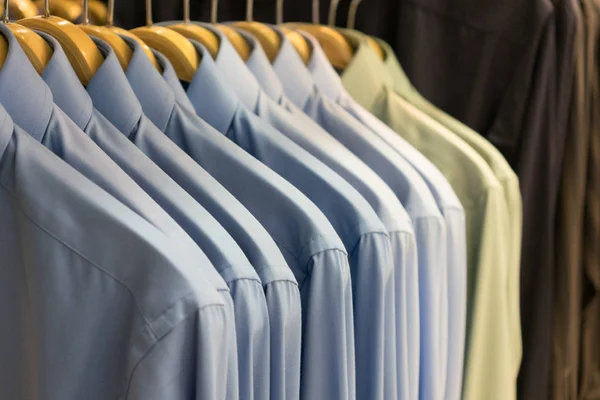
[0,181,158,338]
[297,248,347,289]
[272,234,347,261]
[123,303,225,399]
[349,231,390,258]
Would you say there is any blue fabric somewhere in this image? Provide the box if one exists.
[194,26,400,400]
[273,29,450,400]
[305,32,469,400]
[0,93,229,399]
[238,28,428,400]
[156,20,357,400]
[101,33,302,400]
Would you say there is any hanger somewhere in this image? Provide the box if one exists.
[346,0,383,60]
[33,0,82,22]
[100,0,159,70]
[1,0,53,74]
[164,0,220,59]
[271,0,310,64]
[210,0,251,61]
[287,0,353,70]
[88,0,107,24]
[130,0,198,82]
[19,0,103,84]
[1,0,38,19]
[76,0,132,70]
[229,0,281,62]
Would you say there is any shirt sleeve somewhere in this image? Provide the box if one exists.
[300,249,356,400]
[229,278,270,400]
[125,304,230,400]
[349,233,398,400]
[265,280,302,400]
[462,188,514,400]
[413,217,447,400]
[443,210,468,400]
[389,230,419,400]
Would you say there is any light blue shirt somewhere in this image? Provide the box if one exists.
[157,21,357,400]
[305,32,468,400]
[111,34,303,400]
[273,29,449,400]
[0,83,228,399]
[39,32,279,400]
[188,26,400,400]
[237,28,425,400]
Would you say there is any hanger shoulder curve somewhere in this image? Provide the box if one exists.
[231,21,280,62]
[289,23,353,70]
[5,23,53,75]
[109,26,161,71]
[19,16,104,85]
[79,25,132,70]
[130,26,198,82]
[0,34,7,69]
[215,24,251,61]
[167,23,219,60]
[279,26,311,65]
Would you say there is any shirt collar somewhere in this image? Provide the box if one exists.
[120,35,176,132]
[86,37,142,136]
[271,26,316,109]
[301,31,346,102]
[186,40,240,134]
[38,31,93,130]
[192,23,261,112]
[233,26,286,102]
[153,49,196,111]
[337,28,393,110]
[0,24,52,142]
[375,37,413,93]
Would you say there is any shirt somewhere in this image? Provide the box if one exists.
[155,23,357,400]
[374,39,524,383]
[274,28,449,400]
[238,27,420,400]
[112,34,308,400]
[0,27,236,400]
[339,29,516,400]
[0,99,228,399]
[189,31,394,400]
[39,32,271,400]
[303,30,468,400]
[81,36,273,400]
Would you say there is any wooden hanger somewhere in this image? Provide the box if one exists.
[346,0,383,60]
[1,0,38,19]
[130,0,198,82]
[284,0,352,69]
[287,23,352,69]
[77,0,131,70]
[99,0,159,70]
[215,24,250,61]
[165,0,219,59]
[33,0,82,23]
[1,0,53,74]
[19,0,103,85]
[6,23,53,74]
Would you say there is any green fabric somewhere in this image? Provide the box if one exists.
[339,29,520,400]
